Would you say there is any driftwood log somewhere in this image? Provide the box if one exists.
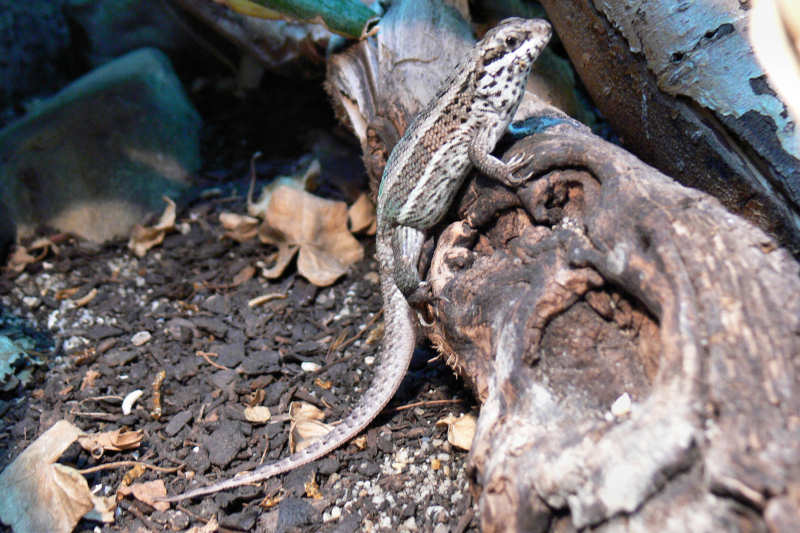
[538,0,800,256]
[326,0,800,530]
[433,126,800,531]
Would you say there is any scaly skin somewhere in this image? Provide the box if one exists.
[162,17,551,502]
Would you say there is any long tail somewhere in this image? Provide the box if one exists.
[162,229,415,502]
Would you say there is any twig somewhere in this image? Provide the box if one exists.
[78,395,123,405]
[392,399,463,412]
[71,411,119,421]
[196,350,231,371]
[118,500,161,530]
[79,460,182,475]
[327,309,383,357]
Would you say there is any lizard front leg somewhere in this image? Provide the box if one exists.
[391,224,430,305]
[468,127,531,187]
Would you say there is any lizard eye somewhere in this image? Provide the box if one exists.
[505,36,519,48]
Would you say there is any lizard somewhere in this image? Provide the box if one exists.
[162,17,552,502]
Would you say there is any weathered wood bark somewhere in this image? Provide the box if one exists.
[325,0,573,201]
[429,123,800,531]
[326,0,800,530]
[169,0,333,77]
[538,0,800,256]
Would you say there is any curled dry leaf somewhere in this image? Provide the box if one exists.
[80,369,100,391]
[247,158,320,218]
[54,287,80,300]
[117,480,169,512]
[247,291,287,307]
[219,212,260,242]
[77,428,143,458]
[4,237,58,275]
[259,240,299,279]
[436,413,477,451]
[127,196,176,257]
[0,420,115,533]
[185,516,219,533]
[83,494,115,524]
[304,477,324,499]
[73,288,98,307]
[121,463,146,486]
[289,401,325,421]
[290,418,334,453]
[348,192,376,235]
[186,516,219,533]
[28,237,60,255]
[288,401,331,453]
[259,186,363,286]
[5,246,36,274]
[352,435,367,450]
[232,264,256,286]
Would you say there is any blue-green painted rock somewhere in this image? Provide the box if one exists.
[0,0,72,109]
[0,47,201,243]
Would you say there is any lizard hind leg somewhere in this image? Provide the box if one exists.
[391,225,431,305]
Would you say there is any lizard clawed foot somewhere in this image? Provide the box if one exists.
[502,152,533,186]
[406,281,433,307]
[407,283,450,327]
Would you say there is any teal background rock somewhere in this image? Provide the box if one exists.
[0,47,201,242]
[0,0,72,110]
[66,0,193,68]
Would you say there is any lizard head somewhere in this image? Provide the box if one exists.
[474,18,552,101]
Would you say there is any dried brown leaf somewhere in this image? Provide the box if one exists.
[83,494,115,524]
[436,413,477,451]
[248,159,320,218]
[348,192,376,235]
[289,401,325,421]
[127,197,176,257]
[290,419,334,453]
[80,369,101,391]
[5,246,36,274]
[258,186,363,286]
[186,516,219,533]
[304,477,323,499]
[352,435,367,450]
[259,241,299,280]
[4,237,58,274]
[288,401,331,453]
[78,428,144,457]
[28,237,59,254]
[54,287,80,300]
[74,288,98,307]
[0,420,115,532]
[219,212,260,242]
[117,480,169,512]
[121,463,146,486]
[232,264,256,286]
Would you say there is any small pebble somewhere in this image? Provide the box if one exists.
[611,392,632,417]
[301,361,321,372]
[121,389,143,415]
[131,331,151,346]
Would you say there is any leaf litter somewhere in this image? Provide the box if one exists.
[0,186,479,532]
